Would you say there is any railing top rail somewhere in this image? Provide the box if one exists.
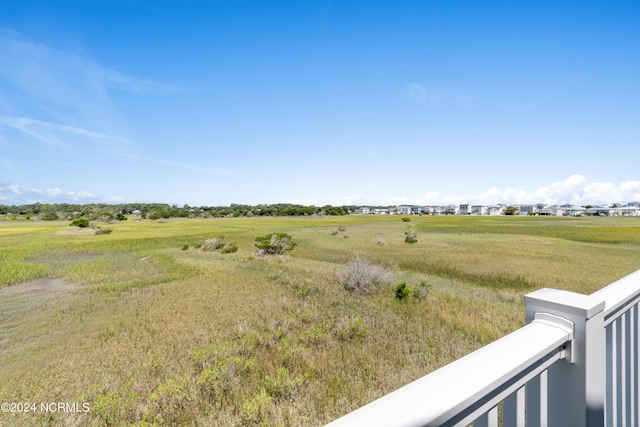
[325,320,571,427]
[591,270,640,324]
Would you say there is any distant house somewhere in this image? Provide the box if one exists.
[487,206,504,216]
[557,204,585,216]
[618,206,640,217]
[356,207,370,215]
[372,208,390,215]
[459,204,471,215]
[471,205,488,215]
[518,205,536,215]
[398,205,421,215]
[427,206,443,215]
[132,210,141,216]
[443,205,459,215]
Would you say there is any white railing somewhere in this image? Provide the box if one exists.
[326,269,640,427]
[593,270,640,427]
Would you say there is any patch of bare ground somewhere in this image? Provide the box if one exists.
[55,227,102,236]
[0,278,76,295]
[0,279,78,358]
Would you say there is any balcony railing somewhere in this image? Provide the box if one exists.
[326,270,640,427]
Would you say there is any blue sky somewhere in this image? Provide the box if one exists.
[1,1,639,206]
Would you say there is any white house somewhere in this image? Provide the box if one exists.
[443,205,460,215]
[560,205,586,216]
[487,205,504,216]
[518,205,536,215]
[616,206,640,217]
[459,204,471,215]
[471,205,488,215]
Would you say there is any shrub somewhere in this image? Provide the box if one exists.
[116,212,127,221]
[405,230,418,244]
[97,211,114,222]
[201,238,237,254]
[41,212,59,221]
[395,282,411,300]
[263,367,303,401]
[337,257,393,293]
[402,217,411,222]
[70,217,90,228]
[255,233,296,255]
[95,227,112,235]
[202,237,225,251]
[413,280,431,299]
[182,244,189,251]
[221,244,238,254]
[239,388,272,426]
[335,315,368,341]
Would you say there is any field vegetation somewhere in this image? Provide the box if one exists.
[1,214,639,426]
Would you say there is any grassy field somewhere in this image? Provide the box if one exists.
[1,215,639,426]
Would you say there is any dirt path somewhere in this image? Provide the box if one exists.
[0,278,76,295]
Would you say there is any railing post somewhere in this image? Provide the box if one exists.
[525,288,606,426]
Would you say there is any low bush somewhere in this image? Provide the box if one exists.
[337,257,393,293]
[202,238,225,251]
[97,211,114,222]
[405,230,418,244]
[335,315,368,341]
[255,233,296,255]
[202,237,237,254]
[221,244,238,254]
[70,217,90,228]
[402,217,411,222]
[395,282,411,300]
[394,280,431,301]
[413,280,432,299]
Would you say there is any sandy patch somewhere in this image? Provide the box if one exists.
[0,278,76,295]
[56,227,101,236]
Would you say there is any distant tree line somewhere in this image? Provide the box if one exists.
[0,202,353,220]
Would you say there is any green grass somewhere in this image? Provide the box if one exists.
[0,215,639,426]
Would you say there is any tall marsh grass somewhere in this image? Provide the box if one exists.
[0,216,639,426]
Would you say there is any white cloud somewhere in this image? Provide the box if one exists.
[2,176,639,207]
[328,194,375,206]
[338,176,640,207]
[0,183,127,205]
[288,198,318,206]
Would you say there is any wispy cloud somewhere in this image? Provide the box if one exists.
[119,153,236,176]
[405,82,475,106]
[0,31,184,133]
[0,116,131,148]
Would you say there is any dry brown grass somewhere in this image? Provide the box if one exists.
[0,215,638,425]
